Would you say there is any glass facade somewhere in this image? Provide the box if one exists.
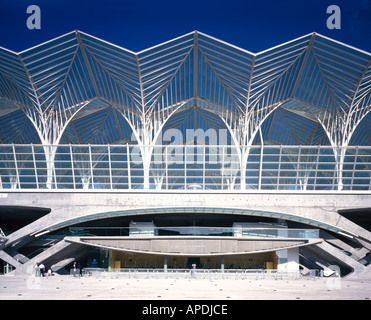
[69,226,319,238]
[0,144,370,190]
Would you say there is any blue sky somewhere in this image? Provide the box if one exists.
[1,0,371,53]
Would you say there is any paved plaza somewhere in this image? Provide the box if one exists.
[0,273,370,300]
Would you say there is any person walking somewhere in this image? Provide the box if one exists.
[34,262,40,277]
[191,263,196,277]
[39,262,45,277]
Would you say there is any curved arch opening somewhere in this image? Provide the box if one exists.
[258,106,331,146]
[30,206,333,273]
[40,206,351,237]
[60,100,135,145]
[349,112,371,146]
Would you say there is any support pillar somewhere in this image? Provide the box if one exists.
[221,255,224,273]
[277,248,299,273]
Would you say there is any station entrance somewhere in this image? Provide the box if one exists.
[105,250,278,270]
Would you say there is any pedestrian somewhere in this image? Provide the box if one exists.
[77,262,82,277]
[191,263,196,277]
[34,262,40,277]
[39,262,45,277]
[73,261,79,277]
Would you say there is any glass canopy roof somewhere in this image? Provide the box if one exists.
[0,30,370,147]
[0,31,371,191]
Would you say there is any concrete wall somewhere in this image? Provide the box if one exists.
[1,190,371,248]
[65,236,316,256]
[1,190,371,276]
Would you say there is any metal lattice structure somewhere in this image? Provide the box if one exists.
[0,31,371,190]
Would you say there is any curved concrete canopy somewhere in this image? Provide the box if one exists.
[36,206,355,238]
[65,236,321,256]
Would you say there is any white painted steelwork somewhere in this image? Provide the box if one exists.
[0,31,370,191]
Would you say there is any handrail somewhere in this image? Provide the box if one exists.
[81,267,321,279]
